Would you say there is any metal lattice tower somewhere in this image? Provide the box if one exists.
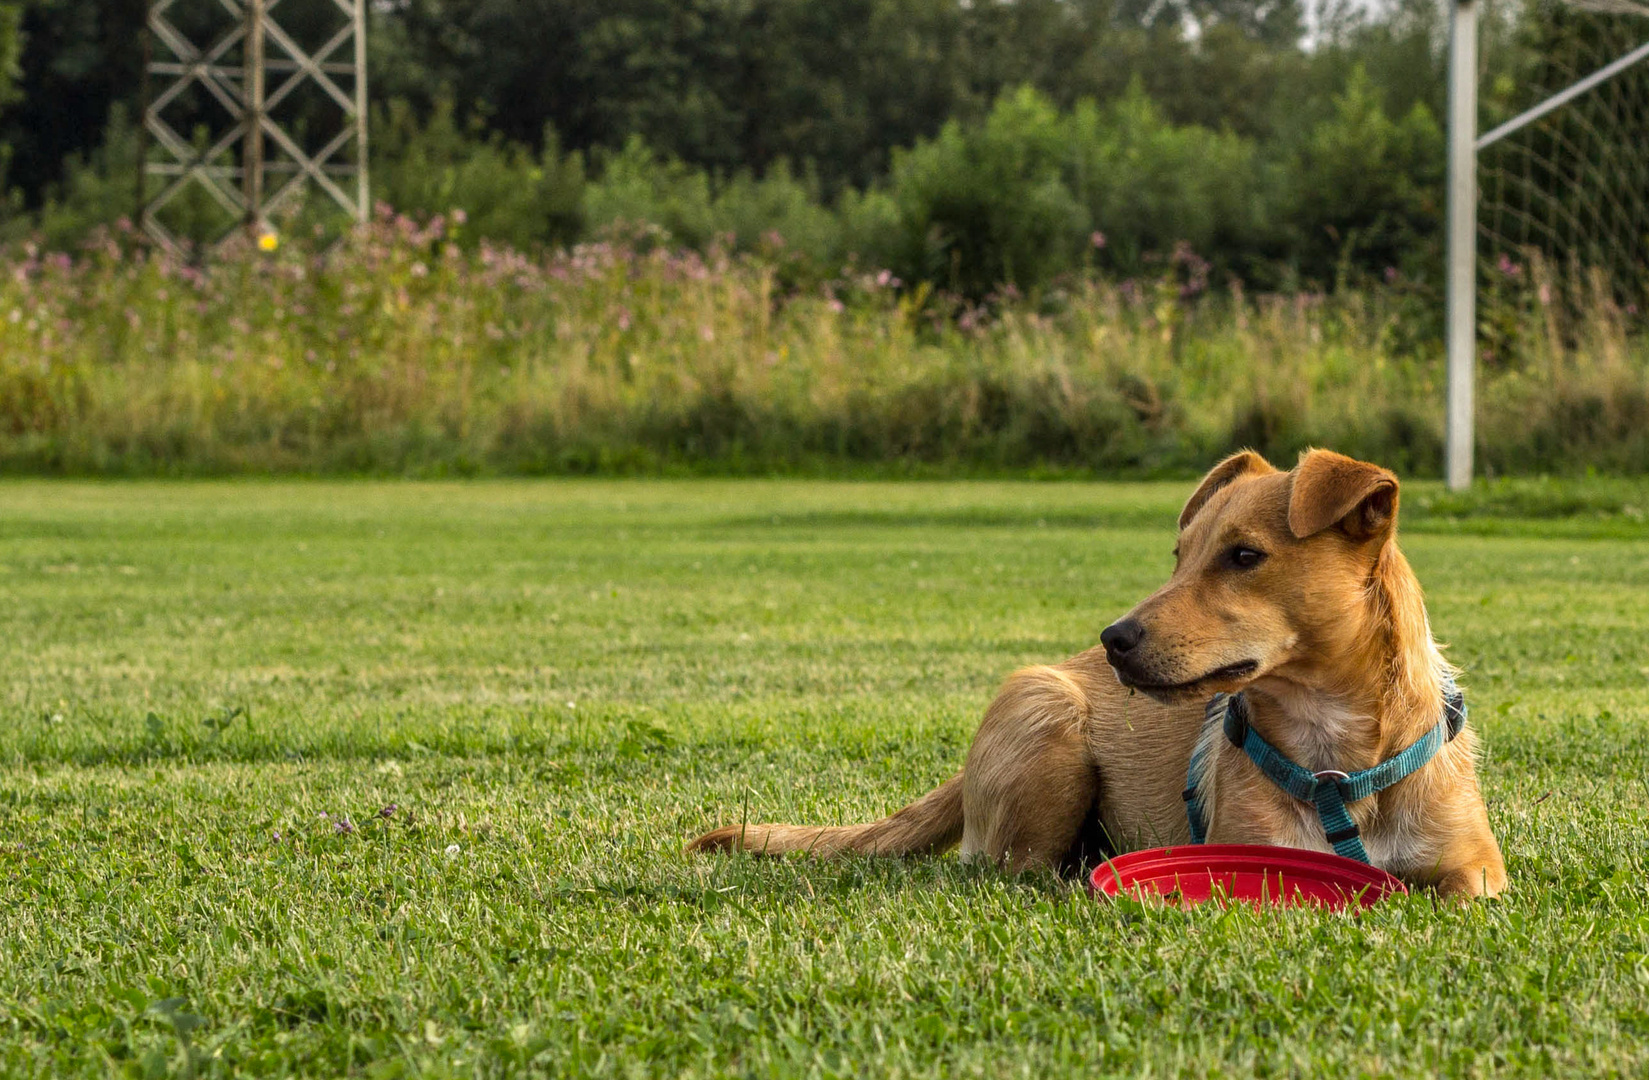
[143,0,368,254]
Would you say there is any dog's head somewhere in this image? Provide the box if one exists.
[1101,448,1403,703]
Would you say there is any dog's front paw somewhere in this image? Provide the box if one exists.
[1434,862,1507,900]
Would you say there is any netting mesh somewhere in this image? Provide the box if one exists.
[1478,0,1649,300]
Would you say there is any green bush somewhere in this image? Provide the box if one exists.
[702,162,845,276]
[371,99,585,250]
[583,138,846,280]
[877,87,1089,298]
[1066,86,1264,278]
[21,105,141,249]
[867,86,1270,295]
[582,136,718,249]
[1285,66,1445,284]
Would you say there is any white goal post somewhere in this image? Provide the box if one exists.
[1444,0,1649,490]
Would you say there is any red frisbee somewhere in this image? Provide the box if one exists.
[1089,844,1407,910]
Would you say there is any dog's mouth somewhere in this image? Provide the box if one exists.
[1112,659,1260,701]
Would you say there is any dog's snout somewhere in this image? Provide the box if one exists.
[1100,618,1145,658]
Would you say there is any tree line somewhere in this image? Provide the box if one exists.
[0,0,1640,297]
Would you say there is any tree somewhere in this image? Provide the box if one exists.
[0,2,23,111]
[0,1,143,204]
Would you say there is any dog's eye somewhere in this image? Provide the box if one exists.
[1226,546,1267,570]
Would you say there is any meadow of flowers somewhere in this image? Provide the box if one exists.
[0,208,1645,477]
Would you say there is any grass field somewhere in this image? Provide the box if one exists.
[2,477,1648,1077]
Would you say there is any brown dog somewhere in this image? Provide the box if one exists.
[688,450,1507,898]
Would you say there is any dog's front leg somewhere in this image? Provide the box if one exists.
[1430,835,1508,899]
[1416,801,1508,899]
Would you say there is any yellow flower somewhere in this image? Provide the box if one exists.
[258,232,279,252]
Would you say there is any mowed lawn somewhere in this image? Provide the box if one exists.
[2,478,1648,1078]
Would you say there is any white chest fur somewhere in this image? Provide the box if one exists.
[1207,681,1443,875]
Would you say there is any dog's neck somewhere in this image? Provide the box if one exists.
[1241,540,1449,774]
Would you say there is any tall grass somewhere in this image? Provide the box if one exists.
[1,212,1644,477]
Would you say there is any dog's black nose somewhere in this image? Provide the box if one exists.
[1101,618,1145,657]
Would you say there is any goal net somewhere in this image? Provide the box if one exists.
[1477,0,1649,309]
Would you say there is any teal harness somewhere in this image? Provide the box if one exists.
[1184,684,1468,863]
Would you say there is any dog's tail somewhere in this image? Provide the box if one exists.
[686,771,965,858]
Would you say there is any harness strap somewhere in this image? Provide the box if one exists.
[1183,694,1227,845]
[1183,682,1466,863]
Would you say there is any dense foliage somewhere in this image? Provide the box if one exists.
[5,0,1627,297]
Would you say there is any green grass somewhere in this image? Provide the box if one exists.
[2,477,1647,1078]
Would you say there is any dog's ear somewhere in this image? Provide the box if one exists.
[1179,450,1276,530]
[1288,449,1399,542]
